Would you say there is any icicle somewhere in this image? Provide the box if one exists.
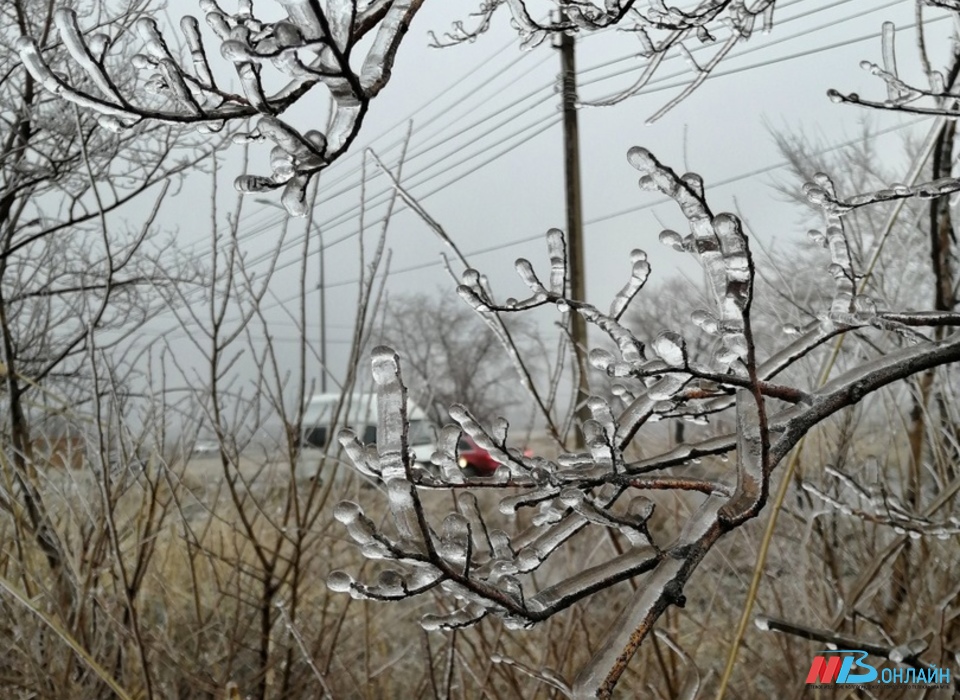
[515,258,546,294]
[52,9,121,102]
[434,425,464,483]
[546,228,566,294]
[439,513,471,570]
[610,249,650,319]
[881,21,898,101]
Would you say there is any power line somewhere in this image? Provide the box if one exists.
[153,0,942,336]
[304,116,931,293]
[248,6,942,302]
[181,0,878,264]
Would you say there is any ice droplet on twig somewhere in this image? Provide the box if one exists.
[327,571,354,593]
[653,331,686,367]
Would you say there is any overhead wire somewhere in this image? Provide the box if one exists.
[152,0,945,342]
[208,0,907,283]
[249,1,940,303]
[179,0,867,264]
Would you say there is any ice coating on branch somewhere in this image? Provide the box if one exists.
[277,0,324,41]
[574,556,685,694]
[334,501,380,547]
[421,603,487,631]
[281,174,309,216]
[433,425,465,483]
[137,17,173,62]
[55,9,121,102]
[326,570,354,593]
[653,331,686,367]
[97,115,128,133]
[16,37,133,119]
[371,346,407,480]
[574,493,723,695]
[440,513,471,569]
[530,545,659,613]
[338,428,382,478]
[720,389,766,521]
[617,374,685,446]
[515,258,546,293]
[610,249,650,319]
[582,419,613,471]
[588,396,617,442]
[806,174,856,322]
[691,309,719,335]
[546,228,566,294]
[180,15,215,88]
[589,348,616,373]
[359,0,414,94]
[259,116,323,162]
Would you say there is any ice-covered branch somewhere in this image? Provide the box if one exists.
[331,146,960,698]
[19,1,426,215]
[828,18,960,119]
[802,465,960,539]
[755,615,932,673]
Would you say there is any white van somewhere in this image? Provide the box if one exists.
[301,393,436,465]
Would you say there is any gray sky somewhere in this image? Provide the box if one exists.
[128,0,951,417]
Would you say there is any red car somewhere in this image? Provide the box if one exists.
[457,435,500,477]
[457,435,532,477]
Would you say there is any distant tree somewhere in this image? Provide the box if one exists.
[376,290,529,426]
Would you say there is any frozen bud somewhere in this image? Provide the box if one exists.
[273,20,303,46]
[97,115,127,133]
[653,331,686,367]
[221,40,256,62]
[304,130,327,153]
[628,495,654,521]
[559,488,583,507]
[326,571,354,593]
[333,501,361,524]
[659,229,684,251]
[626,146,659,174]
[691,309,719,334]
[461,268,481,287]
[281,174,309,216]
[132,53,155,69]
[589,348,615,371]
[376,570,406,597]
[235,175,276,193]
[88,33,110,56]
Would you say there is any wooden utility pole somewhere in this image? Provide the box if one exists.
[558,18,591,446]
